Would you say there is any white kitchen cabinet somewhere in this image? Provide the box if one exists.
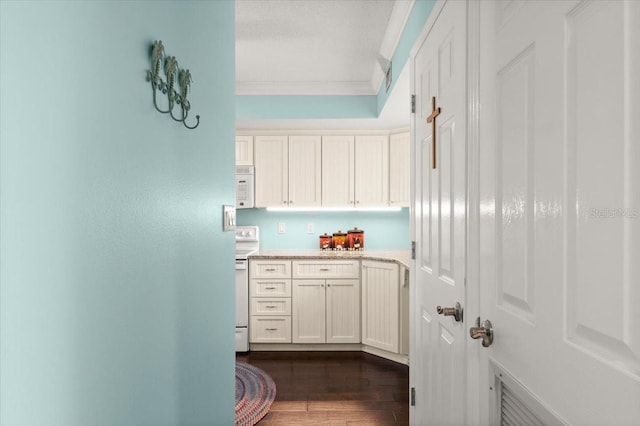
[250,317,291,343]
[250,260,292,343]
[321,136,355,206]
[325,279,361,343]
[288,136,321,207]
[321,135,389,207]
[254,136,288,207]
[389,132,410,207]
[250,260,291,279]
[235,135,254,166]
[355,135,389,207]
[292,260,360,344]
[292,279,326,343]
[292,278,360,344]
[361,260,407,354]
[292,259,360,279]
[254,135,321,207]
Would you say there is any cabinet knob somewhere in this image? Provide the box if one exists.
[289,200,293,204]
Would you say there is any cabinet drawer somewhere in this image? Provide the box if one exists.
[251,298,291,316]
[250,316,291,343]
[292,260,360,279]
[250,260,292,279]
[250,279,292,297]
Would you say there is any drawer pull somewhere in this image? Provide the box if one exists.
[265,287,276,290]
[320,268,330,271]
[265,268,276,272]
[265,328,278,331]
[265,305,277,308]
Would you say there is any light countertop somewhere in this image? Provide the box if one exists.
[249,249,411,269]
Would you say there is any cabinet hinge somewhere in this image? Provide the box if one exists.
[411,94,416,113]
[411,387,416,406]
[411,241,416,260]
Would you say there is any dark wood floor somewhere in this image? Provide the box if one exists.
[236,351,409,425]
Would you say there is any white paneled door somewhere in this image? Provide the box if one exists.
[411,0,467,424]
[477,0,640,424]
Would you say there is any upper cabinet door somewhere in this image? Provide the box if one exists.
[389,132,410,207]
[235,135,254,166]
[322,136,355,207]
[254,136,288,207]
[355,135,389,207]
[288,136,321,207]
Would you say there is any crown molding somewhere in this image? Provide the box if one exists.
[237,1,416,97]
[370,0,416,92]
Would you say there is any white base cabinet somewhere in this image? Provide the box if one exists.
[291,260,360,344]
[249,257,408,362]
[249,260,292,343]
[361,260,408,354]
[292,278,360,344]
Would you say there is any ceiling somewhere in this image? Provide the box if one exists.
[235,0,412,130]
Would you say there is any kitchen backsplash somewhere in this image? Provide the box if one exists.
[237,208,410,250]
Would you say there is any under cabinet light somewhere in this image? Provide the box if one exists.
[266,207,402,212]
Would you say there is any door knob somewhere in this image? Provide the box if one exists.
[470,317,493,347]
[436,302,463,322]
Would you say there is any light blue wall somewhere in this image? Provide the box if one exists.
[0,1,235,425]
[377,0,437,114]
[237,209,411,250]
[236,95,377,120]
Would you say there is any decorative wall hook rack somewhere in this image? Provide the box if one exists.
[146,40,200,129]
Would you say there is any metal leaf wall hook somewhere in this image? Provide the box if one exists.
[146,40,200,130]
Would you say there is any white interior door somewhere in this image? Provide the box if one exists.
[477,0,640,424]
[410,0,467,424]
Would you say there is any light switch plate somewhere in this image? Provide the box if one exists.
[223,205,236,232]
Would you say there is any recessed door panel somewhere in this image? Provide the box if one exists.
[496,44,536,323]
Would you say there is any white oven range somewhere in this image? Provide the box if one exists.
[235,226,259,352]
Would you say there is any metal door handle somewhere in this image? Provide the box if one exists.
[436,302,463,322]
[470,317,493,347]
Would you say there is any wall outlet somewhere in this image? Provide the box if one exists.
[307,223,314,234]
[278,222,286,234]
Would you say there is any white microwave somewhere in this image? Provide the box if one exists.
[236,166,254,209]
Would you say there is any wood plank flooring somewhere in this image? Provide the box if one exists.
[236,351,409,425]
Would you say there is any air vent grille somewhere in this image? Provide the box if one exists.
[501,383,544,426]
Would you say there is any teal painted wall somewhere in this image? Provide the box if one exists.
[236,95,377,120]
[377,0,437,114]
[237,209,411,250]
[0,1,236,425]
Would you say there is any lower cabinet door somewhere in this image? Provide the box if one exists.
[326,279,360,343]
[361,260,399,353]
[250,316,291,343]
[292,280,326,343]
